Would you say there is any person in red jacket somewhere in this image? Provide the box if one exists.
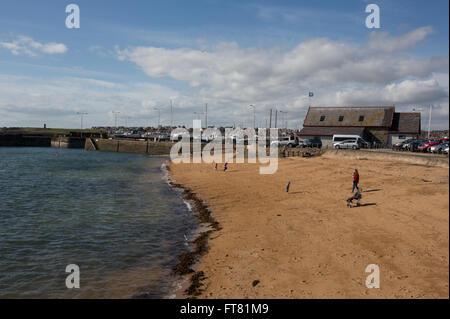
[352,169,359,192]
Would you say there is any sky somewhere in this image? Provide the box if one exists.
[0,0,448,129]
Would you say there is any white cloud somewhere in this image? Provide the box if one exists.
[0,75,178,128]
[117,29,447,95]
[0,36,67,56]
[367,26,434,53]
[0,27,448,130]
[114,26,448,129]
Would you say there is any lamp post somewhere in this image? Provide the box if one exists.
[170,100,173,127]
[279,110,288,130]
[205,103,208,128]
[285,111,288,130]
[112,111,120,128]
[154,108,160,128]
[249,104,256,129]
[427,105,432,139]
[413,106,432,139]
[76,112,88,130]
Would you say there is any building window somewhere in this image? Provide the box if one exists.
[320,115,326,121]
[338,115,344,122]
[359,115,364,122]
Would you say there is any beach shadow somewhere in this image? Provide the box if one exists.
[363,189,382,193]
[358,203,377,207]
[289,192,303,195]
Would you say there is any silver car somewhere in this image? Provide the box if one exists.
[333,139,360,150]
[431,143,449,154]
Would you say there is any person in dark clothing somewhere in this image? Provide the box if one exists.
[286,181,290,193]
[347,188,362,208]
[352,169,359,192]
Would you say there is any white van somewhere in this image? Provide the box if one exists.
[332,135,368,149]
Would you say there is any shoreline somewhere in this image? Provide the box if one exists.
[167,156,449,298]
[163,163,222,298]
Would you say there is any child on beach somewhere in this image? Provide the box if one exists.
[223,162,228,172]
[352,169,359,192]
[214,163,218,170]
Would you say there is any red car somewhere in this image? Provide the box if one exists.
[419,138,449,152]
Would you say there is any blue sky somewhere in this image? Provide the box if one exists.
[0,0,448,129]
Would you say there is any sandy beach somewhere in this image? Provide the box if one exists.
[169,153,449,298]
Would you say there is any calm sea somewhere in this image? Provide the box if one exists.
[0,147,196,298]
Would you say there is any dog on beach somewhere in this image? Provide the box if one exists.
[347,188,362,208]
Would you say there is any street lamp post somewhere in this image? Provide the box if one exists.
[112,111,120,128]
[205,103,208,128]
[428,105,432,139]
[279,111,288,130]
[76,112,88,130]
[285,111,288,130]
[249,104,256,129]
[154,108,160,128]
[413,106,432,139]
[170,100,173,127]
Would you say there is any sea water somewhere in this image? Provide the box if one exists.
[0,147,196,298]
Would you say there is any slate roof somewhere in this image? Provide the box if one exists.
[303,106,395,127]
[389,112,421,134]
[299,126,366,137]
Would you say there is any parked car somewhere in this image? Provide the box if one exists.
[408,139,428,152]
[301,138,322,148]
[123,130,144,138]
[393,139,414,151]
[333,139,361,150]
[417,142,431,152]
[401,140,416,151]
[332,135,369,148]
[271,136,298,147]
[420,138,449,152]
[430,142,448,153]
[443,144,449,155]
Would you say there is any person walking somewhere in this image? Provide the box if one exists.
[286,181,291,193]
[223,162,228,172]
[352,169,359,192]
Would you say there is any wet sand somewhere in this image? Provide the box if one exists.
[169,155,449,298]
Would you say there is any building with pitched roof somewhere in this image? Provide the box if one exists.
[299,106,421,147]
